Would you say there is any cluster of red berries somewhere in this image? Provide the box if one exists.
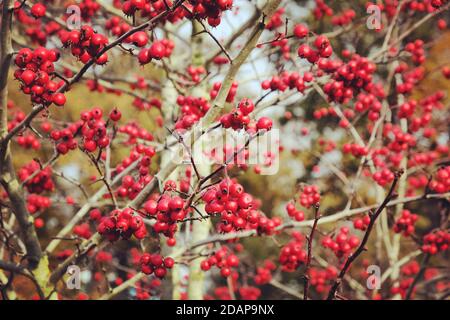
[254,260,276,285]
[59,26,109,65]
[373,168,395,187]
[405,40,426,65]
[266,8,285,30]
[238,286,261,300]
[210,81,238,103]
[353,215,371,231]
[49,122,80,155]
[14,47,66,106]
[429,166,450,193]
[421,230,449,254]
[354,92,383,121]
[187,0,234,27]
[285,202,305,222]
[16,133,41,150]
[138,39,174,64]
[18,160,54,194]
[200,246,239,278]
[385,125,416,152]
[186,65,206,83]
[73,223,92,239]
[331,9,356,26]
[324,54,376,103]
[297,35,333,64]
[279,231,307,272]
[116,159,153,200]
[118,122,155,144]
[219,98,254,130]
[79,107,112,153]
[343,143,369,157]
[322,227,360,257]
[78,0,101,20]
[313,0,333,20]
[298,185,320,208]
[27,194,51,214]
[261,71,309,93]
[268,34,291,60]
[203,178,281,235]
[143,194,187,240]
[308,266,338,294]
[174,95,210,130]
[393,210,418,237]
[140,253,174,278]
[105,16,131,37]
[97,208,147,241]
[396,65,425,94]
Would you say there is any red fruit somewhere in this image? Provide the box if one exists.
[84,140,97,152]
[293,24,309,38]
[256,117,273,131]
[20,70,36,85]
[109,108,122,121]
[149,42,165,60]
[52,93,66,106]
[31,3,46,18]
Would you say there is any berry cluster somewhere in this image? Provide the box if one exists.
[97,208,147,241]
[14,47,65,106]
[59,26,109,65]
[393,210,418,236]
[285,202,305,222]
[116,157,154,200]
[279,232,306,272]
[143,194,187,240]
[80,107,111,153]
[323,54,376,103]
[140,253,174,278]
[187,0,234,27]
[266,8,285,30]
[353,215,371,231]
[202,179,281,235]
[73,223,92,239]
[138,39,175,64]
[18,160,54,194]
[261,71,308,93]
[405,40,425,65]
[254,260,276,285]
[210,81,238,103]
[343,143,369,157]
[308,266,338,294]
[187,65,206,83]
[331,9,356,26]
[354,92,382,121]
[429,166,450,193]
[50,123,80,155]
[313,0,333,20]
[174,95,210,130]
[421,230,449,254]
[17,133,41,150]
[298,185,320,208]
[200,246,239,278]
[373,168,395,187]
[27,194,51,214]
[219,98,254,130]
[297,35,333,64]
[322,227,360,258]
[105,16,131,37]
